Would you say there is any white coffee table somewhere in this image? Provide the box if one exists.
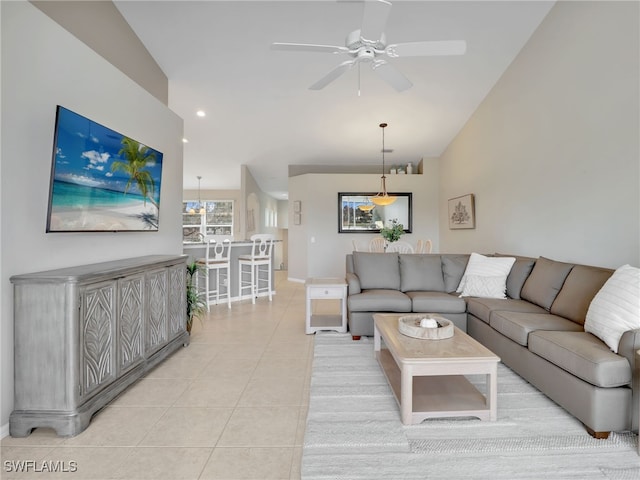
[374,313,500,425]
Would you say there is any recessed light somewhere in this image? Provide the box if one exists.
[196,110,206,117]
[182,138,189,143]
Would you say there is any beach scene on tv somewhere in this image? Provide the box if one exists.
[47,106,163,232]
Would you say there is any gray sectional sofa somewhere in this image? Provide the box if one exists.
[345,252,639,437]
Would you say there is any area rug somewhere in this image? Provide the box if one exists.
[302,333,639,480]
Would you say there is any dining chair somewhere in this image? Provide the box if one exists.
[416,239,433,254]
[386,241,414,254]
[352,239,366,252]
[369,237,386,252]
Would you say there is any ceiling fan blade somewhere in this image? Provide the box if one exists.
[371,60,412,92]
[360,0,392,44]
[309,60,356,90]
[271,42,349,54]
[385,40,467,58]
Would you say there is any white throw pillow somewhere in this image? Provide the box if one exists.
[459,275,509,299]
[584,264,640,353]
[456,253,516,299]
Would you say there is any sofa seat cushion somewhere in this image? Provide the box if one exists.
[348,289,412,312]
[466,297,547,324]
[528,331,632,388]
[490,312,583,347]
[407,291,467,314]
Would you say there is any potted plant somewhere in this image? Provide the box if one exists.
[186,261,206,334]
[380,218,405,244]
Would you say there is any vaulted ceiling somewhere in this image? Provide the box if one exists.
[115,1,555,198]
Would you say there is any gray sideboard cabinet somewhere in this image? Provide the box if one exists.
[9,255,189,437]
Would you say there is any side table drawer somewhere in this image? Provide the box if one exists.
[310,286,344,298]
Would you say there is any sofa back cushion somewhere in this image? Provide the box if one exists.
[399,254,445,292]
[353,252,401,290]
[550,264,613,325]
[494,253,536,299]
[441,254,470,293]
[520,257,574,310]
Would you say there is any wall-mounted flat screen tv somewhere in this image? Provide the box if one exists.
[46,106,164,232]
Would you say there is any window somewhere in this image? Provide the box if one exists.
[182,200,234,242]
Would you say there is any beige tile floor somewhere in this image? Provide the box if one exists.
[1,271,320,480]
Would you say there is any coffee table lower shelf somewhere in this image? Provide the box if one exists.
[377,348,494,424]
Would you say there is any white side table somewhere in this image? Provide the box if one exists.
[305,277,348,334]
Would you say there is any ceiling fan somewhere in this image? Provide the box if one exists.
[271,0,466,92]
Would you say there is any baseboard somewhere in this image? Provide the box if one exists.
[288,277,305,283]
[1,422,9,439]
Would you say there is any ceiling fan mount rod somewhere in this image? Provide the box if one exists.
[345,29,387,52]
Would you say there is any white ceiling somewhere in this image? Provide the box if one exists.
[115,0,555,198]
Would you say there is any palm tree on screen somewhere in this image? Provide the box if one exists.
[111,137,158,209]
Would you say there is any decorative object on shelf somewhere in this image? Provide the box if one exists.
[380,218,404,243]
[398,314,454,340]
[389,167,397,175]
[407,162,413,174]
[448,193,475,229]
[371,123,397,206]
[186,261,206,333]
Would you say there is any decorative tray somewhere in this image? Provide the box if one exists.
[398,314,454,340]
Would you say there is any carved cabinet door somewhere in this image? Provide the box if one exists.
[117,273,145,374]
[79,280,117,398]
[168,263,186,340]
[145,268,168,355]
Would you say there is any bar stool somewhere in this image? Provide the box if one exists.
[238,234,274,304]
[196,238,231,310]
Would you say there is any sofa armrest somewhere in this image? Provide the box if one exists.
[619,329,640,432]
[618,328,640,369]
[346,272,361,295]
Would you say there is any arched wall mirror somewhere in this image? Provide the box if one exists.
[338,192,412,233]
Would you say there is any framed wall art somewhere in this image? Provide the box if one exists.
[448,194,475,229]
[338,192,412,233]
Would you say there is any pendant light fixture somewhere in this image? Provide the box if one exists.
[371,123,396,206]
[358,204,375,212]
[189,176,206,214]
[197,176,205,215]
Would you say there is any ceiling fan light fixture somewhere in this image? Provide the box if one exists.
[370,122,397,206]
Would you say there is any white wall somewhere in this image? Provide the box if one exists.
[288,158,440,281]
[240,165,285,268]
[0,2,184,433]
[439,1,639,269]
